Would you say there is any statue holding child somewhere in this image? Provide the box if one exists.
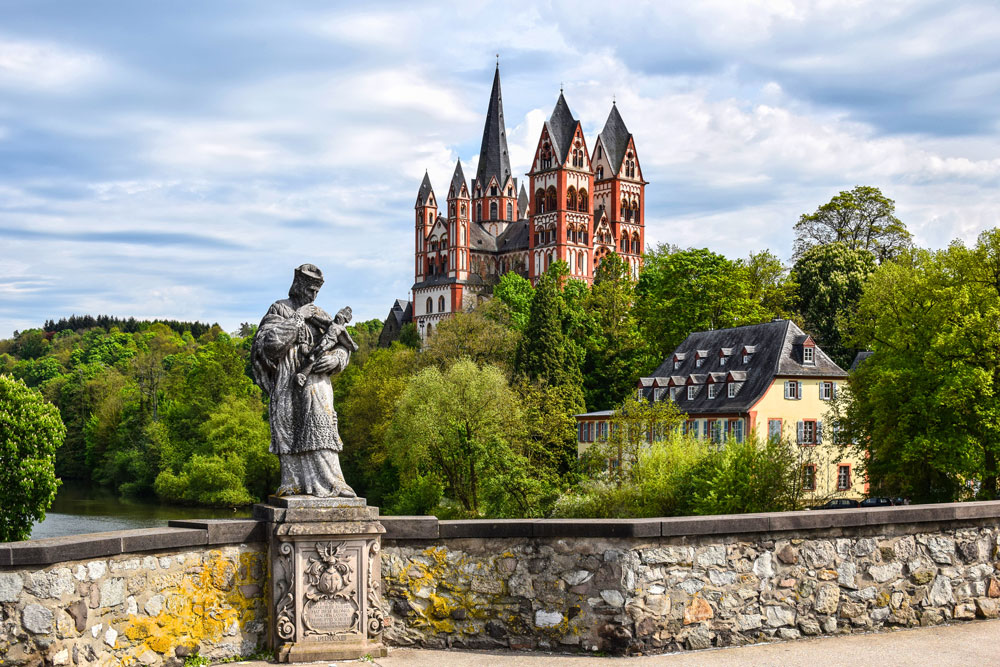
[250,264,357,497]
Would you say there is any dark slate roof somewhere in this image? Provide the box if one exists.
[850,351,874,371]
[518,184,529,218]
[470,222,498,252]
[389,299,412,326]
[497,219,530,252]
[598,103,632,172]
[475,65,513,189]
[415,171,434,207]
[642,320,847,415]
[545,93,579,164]
[449,160,468,199]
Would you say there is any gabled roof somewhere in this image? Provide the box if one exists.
[518,184,529,218]
[469,222,497,252]
[642,319,847,415]
[449,160,468,199]
[598,103,632,172]
[389,299,412,326]
[497,219,530,252]
[475,65,513,190]
[545,93,579,164]
[415,171,434,207]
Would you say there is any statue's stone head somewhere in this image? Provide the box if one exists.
[289,264,324,304]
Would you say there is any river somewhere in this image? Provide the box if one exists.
[29,481,252,540]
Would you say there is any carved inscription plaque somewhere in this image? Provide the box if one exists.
[306,599,358,633]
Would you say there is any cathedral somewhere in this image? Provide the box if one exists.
[390,65,647,342]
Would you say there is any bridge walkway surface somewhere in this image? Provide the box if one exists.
[233,618,1000,666]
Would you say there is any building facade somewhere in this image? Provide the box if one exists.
[408,65,647,340]
[576,319,866,500]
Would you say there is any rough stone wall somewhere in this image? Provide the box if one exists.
[0,545,268,666]
[382,523,1000,654]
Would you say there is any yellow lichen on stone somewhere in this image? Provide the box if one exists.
[121,550,266,658]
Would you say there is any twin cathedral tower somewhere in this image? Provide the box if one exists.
[400,65,646,340]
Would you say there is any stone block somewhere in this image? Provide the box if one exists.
[660,513,768,537]
[0,572,23,602]
[533,519,660,538]
[266,495,368,508]
[9,533,124,566]
[769,510,866,532]
[438,519,535,539]
[166,519,265,545]
[118,528,207,554]
[22,603,53,634]
[379,516,439,540]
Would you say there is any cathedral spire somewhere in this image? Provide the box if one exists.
[598,104,632,172]
[475,64,513,190]
[449,159,468,199]
[415,170,434,207]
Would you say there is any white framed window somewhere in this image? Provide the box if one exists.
[733,419,744,443]
[837,465,851,490]
[670,387,680,400]
[653,388,665,401]
[687,385,697,400]
[784,381,801,400]
[768,418,782,441]
[696,358,704,368]
[803,346,815,364]
[820,381,834,400]
[674,360,681,370]
[720,356,727,366]
[728,382,738,398]
[708,384,719,399]
[798,419,817,445]
[743,354,751,364]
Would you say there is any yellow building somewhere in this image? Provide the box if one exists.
[576,319,866,500]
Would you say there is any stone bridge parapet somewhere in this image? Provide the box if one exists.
[2,502,1000,663]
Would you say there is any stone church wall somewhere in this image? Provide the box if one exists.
[2,505,999,664]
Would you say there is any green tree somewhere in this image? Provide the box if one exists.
[635,245,772,361]
[793,185,912,263]
[398,322,421,349]
[493,271,534,331]
[421,304,520,377]
[583,253,652,410]
[387,359,548,516]
[792,242,876,369]
[839,229,1000,502]
[740,250,796,321]
[0,375,64,541]
[515,264,583,396]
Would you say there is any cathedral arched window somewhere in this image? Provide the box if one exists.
[596,145,602,159]
[438,296,446,312]
[460,203,466,217]
[579,250,585,274]
[632,201,640,224]
[427,213,433,225]
[566,186,577,211]
[460,225,466,245]
[578,189,588,213]
[476,202,482,221]
[621,199,630,222]
[507,202,513,220]
[596,167,604,179]
[566,227,572,242]
[491,185,497,196]
[632,233,640,254]
[490,201,498,219]
[535,189,545,214]
[545,186,557,212]
[426,297,433,314]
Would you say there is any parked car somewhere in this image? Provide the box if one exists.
[860,497,895,508]
[810,498,861,510]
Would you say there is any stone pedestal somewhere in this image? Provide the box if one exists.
[254,496,387,662]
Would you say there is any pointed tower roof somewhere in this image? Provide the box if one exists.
[475,65,513,189]
[415,171,435,207]
[449,160,468,198]
[545,92,579,164]
[517,183,529,218]
[598,103,633,172]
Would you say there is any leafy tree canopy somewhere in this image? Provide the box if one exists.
[792,185,912,263]
[0,375,64,541]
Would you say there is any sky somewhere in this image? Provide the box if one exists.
[2,0,1000,337]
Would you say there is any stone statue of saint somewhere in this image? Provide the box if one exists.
[250,264,357,497]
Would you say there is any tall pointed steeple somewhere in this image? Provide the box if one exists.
[449,160,468,198]
[545,92,579,164]
[415,170,435,207]
[475,65,513,190]
[598,103,632,173]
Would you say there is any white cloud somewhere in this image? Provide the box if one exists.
[0,37,104,91]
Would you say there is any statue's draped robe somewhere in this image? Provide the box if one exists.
[251,298,353,496]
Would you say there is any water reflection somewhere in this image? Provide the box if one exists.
[30,481,252,540]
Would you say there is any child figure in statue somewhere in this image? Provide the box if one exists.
[295,306,358,387]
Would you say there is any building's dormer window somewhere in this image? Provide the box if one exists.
[653,387,664,401]
[673,360,681,370]
[720,356,726,366]
[670,387,680,400]
[695,358,704,368]
[743,354,751,364]
[687,385,697,400]
[728,382,738,398]
[803,346,815,364]
[708,384,719,399]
